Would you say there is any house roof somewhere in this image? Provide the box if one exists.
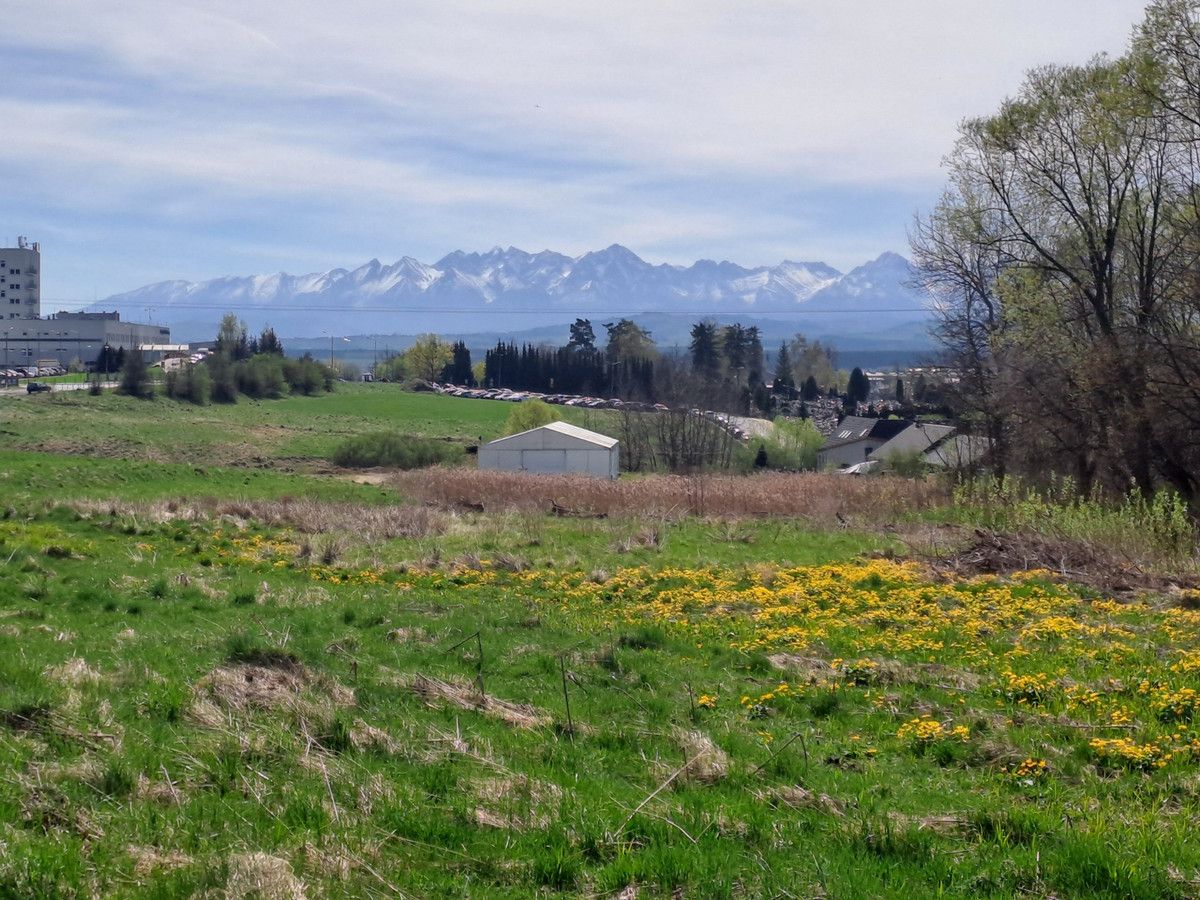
[922,433,990,467]
[484,420,619,449]
[821,417,912,451]
[868,423,956,460]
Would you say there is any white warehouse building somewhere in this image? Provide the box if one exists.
[478,421,620,479]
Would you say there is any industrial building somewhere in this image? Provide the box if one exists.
[478,421,620,479]
[0,237,174,369]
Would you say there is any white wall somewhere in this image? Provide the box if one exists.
[818,440,876,470]
[478,440,619,479]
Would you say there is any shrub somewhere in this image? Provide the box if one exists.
[503,399,562,436]
[207,354,239,404]
[953,476,1197,564]
[236,354,287,399]
[283,355,332,394]
[117,348,153,399]
[331,433,461,469]
[758,418,823,470]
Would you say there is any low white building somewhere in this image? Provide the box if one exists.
[478,421,619,479]
[817,416,913,469]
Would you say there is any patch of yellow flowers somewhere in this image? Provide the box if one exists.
[192,548,1200,779]
[896,716,970,747]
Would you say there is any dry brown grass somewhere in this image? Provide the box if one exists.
[128,845,194,877]
[68,497,447,541]
[348,719,401,755]
[928,528,1200,595]
[391,469,948,523]
[673,729,730,784]
[44,657,103,686]
[472,774,563,831]
[759,785,846,818]
[223,852,306,900]
[400,673,550,729]
[190,653,353,725]
[768,653,981,691]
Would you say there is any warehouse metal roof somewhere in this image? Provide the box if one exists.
[485,420,619,449]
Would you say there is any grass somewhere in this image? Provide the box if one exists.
[4,385,1200,896]
[0,383,613,469]
[2,502,1200,896]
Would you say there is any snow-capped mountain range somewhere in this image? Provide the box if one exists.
[92,245,931,342]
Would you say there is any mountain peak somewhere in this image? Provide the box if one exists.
[93,245,929,341]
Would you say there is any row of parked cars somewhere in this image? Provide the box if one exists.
[430,383,755,441]
[3,364,68,380]
[432,383,669,413]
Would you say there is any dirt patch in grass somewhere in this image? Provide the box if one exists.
[385,626,428,644]
[401,673,550,729]
[928,528,1200,595]
[135,774,184,805]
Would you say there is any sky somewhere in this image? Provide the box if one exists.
[2,0,1151,305]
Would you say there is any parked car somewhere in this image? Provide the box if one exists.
[26,382,51,393]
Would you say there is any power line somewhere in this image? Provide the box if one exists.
[50,302,931,316]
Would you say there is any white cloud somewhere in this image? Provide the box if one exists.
[3,0,1153,295]
[22,0,1148,182]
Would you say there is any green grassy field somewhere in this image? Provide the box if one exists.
[0,384,612,469]
[3,386,1199,897]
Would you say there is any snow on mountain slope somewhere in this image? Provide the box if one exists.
[91,245,930,340]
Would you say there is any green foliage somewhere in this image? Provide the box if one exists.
[404,334,453,382]
[788,335,838,391]
[198,352,331,404]
[235,354,287,399]
[758,418,824,470]
[282,355,332,395]
[331,432,461,469]
[953,476,1197,562]
[502,398,563,436]
[885,448,928,478]
[164,364,211,405]
[604,319,657,363]
[117,348,152,399]
[207,353,238,404]
[847,367,870,405]
[568,318,596,350]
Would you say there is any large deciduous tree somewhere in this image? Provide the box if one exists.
[404,334,453,382]
[913,0,1200,503]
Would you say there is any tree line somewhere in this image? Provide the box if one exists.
[913,0,1200,506]
[381,317,881,417]
[117,314,334,403]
